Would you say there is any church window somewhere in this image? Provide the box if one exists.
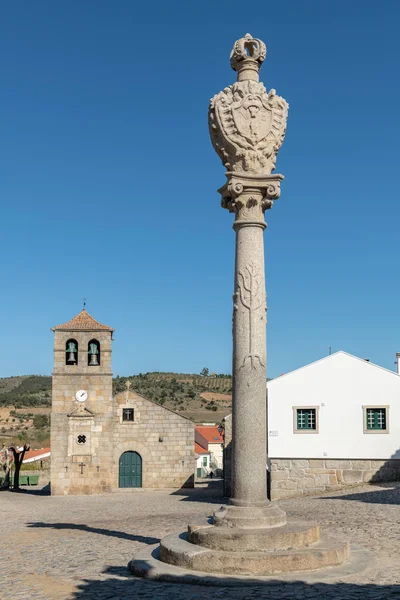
[123,408,134,422]
[66,339,78,365]
[77,435,86,444]
[88,340,100,366]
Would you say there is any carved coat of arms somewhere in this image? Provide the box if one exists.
[209,79,288,175]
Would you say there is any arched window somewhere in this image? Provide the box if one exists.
[66,339,78,365]
[88,339,100,366]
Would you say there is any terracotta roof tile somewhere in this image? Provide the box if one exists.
[195,442,209,454]
[22,447,51,463]
[52,310,114,332]
[195,426,223,444]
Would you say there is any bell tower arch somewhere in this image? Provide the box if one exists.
[50,309,114,495]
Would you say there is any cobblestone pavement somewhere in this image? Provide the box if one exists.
[0,481,399,599]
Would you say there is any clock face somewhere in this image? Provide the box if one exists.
[75,389,88,403]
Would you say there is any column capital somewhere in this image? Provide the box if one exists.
[219,172,284,228]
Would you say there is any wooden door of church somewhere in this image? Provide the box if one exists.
[119,451,142,488]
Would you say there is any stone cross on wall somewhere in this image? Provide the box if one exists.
[125,379,132,402]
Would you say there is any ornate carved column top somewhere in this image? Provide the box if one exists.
[209,33,288,181]
[230,33,266,82]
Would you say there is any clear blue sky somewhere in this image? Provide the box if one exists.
[1,1,399,378]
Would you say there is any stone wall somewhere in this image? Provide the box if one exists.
[270,458,400,499]
[113,391,194,490]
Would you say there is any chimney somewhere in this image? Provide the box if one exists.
[396,353,400,375]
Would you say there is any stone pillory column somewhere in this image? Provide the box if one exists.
[209,33,288,527]
[132,34,351,578]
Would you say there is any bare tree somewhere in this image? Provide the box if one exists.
[0,445,12,489]
[9,443,30,490]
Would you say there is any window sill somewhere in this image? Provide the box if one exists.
[293,429,319,434]
[363,429,389,434]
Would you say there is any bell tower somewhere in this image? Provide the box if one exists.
[50,309,114,495]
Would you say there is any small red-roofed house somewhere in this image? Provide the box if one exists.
[195,425,224,470]
[22,447,51,466]
[194,441,211,478]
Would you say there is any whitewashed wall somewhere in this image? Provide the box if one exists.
[196,453,210,470]
[268,352,400,460]
[209,442,223,468]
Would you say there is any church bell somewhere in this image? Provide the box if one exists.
[67,352,77,364]
[89,353,99,366]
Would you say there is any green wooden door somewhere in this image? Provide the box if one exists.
[119,451,142,488]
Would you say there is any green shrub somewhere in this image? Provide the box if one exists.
[33,414,50,429]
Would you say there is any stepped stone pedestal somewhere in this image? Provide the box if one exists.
[131,32,350,581]
[159,520,349,576]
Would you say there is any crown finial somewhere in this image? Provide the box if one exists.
[230,33,267,82]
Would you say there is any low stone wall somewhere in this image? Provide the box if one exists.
[270,458,400,499]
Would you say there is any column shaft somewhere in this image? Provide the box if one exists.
[231,221,268,507]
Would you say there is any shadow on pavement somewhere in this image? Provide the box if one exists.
[71,565,400,599]
[9,483,51,496]
[172,479,228,504]
[318,483,400,505]
[27,522,160,545]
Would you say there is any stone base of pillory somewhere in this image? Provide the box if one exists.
[130,526,371,585]
[157,529,349,576]
[135,514,349,577]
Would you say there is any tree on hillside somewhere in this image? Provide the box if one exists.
[0,445,12,489]
[200,367,209,377]
[33,414,50,429]
[9,443,30,490]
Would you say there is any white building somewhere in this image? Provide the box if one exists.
[195,426,224,470]
[195,442,211,478]
[267,351,400,498]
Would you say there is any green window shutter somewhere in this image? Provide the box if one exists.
[297,409,316,430]
[366,408,386,430]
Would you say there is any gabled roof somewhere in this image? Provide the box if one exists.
[195,426,223,444]
[195,442,210,454]
[52,309,114,332]
[268,350,399,385]
[114,390,195,423]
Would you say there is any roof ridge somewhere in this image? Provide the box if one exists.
[52,309,114,332]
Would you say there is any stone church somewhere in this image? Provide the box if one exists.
[50,309,194,495]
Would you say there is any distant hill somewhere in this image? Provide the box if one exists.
[113,372,232,422]
[0,372,232,410]
[0,375,52,408]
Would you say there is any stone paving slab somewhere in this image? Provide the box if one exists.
[0,481,399,599]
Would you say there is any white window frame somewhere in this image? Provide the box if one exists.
[293,406,319,434]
